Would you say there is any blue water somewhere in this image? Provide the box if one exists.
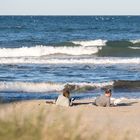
[0,16,140,102]
[0,16,140,46]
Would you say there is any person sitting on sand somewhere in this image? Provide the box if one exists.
[55,88,74,107]
[95,89,112,107]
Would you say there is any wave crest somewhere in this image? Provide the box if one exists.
[0,45,100,58]
[129,46,140,50]
[0,81,113,93]
[0,80,139,93]
[130,39,140,44]
[114,80,140,89]
[0,82,64,93]
[72,39,107,46]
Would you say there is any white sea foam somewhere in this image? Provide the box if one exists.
[111,97,127,105]
[0,45,100,58]
[113,99,122,105]
[0,81,113,93]
[0,57,139,64]
[72,39,107,46]
[130,39,140,44]
[70,81,114,88]
[129,46,140,50]
[111,97,140,103]
[0,82,64,93]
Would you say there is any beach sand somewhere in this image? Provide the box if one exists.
[0,99,140,140]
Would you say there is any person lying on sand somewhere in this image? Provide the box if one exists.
[95,89,112,107]
[45,88,74,107]
[55,88,74,107]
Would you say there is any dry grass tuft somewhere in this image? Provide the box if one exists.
[0,101,139,140]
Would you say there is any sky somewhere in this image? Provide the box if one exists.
[0,0,140,15]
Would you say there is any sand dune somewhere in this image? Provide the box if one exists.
[0,99,140,140]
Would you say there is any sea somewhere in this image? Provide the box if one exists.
[0,16,140,103]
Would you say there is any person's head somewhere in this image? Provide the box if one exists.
[105,89,112,97]
[62,88,70,98]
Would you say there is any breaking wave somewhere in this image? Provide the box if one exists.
[129,46,140,50]
[0,81,113,93]
[0,80,139,93]
[72,39,107,46]
[0,45,100,57]
[0,57,139,64]
[0,82,64,93]
[106,39,140,47]
[130,39,140,44]
[0,39,140,59]
[114,80,140,89]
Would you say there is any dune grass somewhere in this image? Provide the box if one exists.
[0,101,139,140]
[0,102,83,140]
[0,109,43,140]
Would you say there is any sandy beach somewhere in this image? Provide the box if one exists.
[0,99,140,140]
